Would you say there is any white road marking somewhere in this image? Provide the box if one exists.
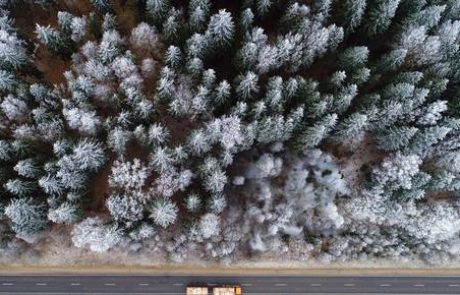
[208,283,217,286]
[414,284,425,287]
[380,284,391,287]
[70,283,81,286]
[173,283,184,286]
[1,283,13,286]
[138,283,149,286]
[274,283,287,286]
[449,284,460,287]
[36,283,47,286]
[310,283,322,287]
[104,283,116,286]
[344,283,355,287]
[241,283,252,286]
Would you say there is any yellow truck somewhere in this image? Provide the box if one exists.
[186,285,242,295]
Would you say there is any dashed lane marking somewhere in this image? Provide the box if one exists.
[70,283,81,286]
[241,283,252,286]
[36,283,47,286]
[449,284,460,287]
[344,283,355,287]
[414,284,425,287]
[1,283,13,286]
[173,283,184,286]
[138,283,149,286]
[380,284,391,287]
[310,283,322,287]
[104,283,116,286]
[274,283,287,287]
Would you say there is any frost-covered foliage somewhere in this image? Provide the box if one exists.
[2,0,460,266]
[72,217,122,252]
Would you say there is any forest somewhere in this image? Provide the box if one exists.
[1,0,460,266]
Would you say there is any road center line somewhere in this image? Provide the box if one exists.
[274,283,287,286]
[414,284,425,287]
[36,283,47,286]
[380,284,391,287]
[104,283,116,286]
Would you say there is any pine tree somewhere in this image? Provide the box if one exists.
[185,193,202,212]
[109,158,150,190]
[199,213,220,239]
[373,152,421,191]
[340,0,367,34]
[373,49,407,73]
[202,69,216,89]
[256,0,272,17]
[157,66,175,101]
[163,8,184,44]
[339,46,369,71]
[205,9,235,50]
[48,202,81,224]
[187,129,212,156]
[0,29,27,70]
[107,128,131,155]
[335,112,369,146]
[240,8,254,32]
[90,0,112,14]
[203,166,227,193]
[376,126,418,151]
[364,0,401,36]
[38,174,64,196]
[148,123,170,146]
[406,126,451,156]
[4,179,36,197]
[106,193,144,223]
[0,70,16,92]
[314,0,332,23]
[5,198,47,238]
[296,113,338,149]
[214,80,231,104]
[149,198,178,228]
[236,71,259,100]
[189,0,210,32]
[165,45,182,68]
[150,146,174,173]
[186,57,204,79]
[0,94,29,122]
[14,159,42,178]
[146,0,171,24]
[264,76,283,111]
[70,140,105,171]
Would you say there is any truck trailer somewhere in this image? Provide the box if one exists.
[186,285,242,295]
[186,286,208,294]
[213,286,242,295]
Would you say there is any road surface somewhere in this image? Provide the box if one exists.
[1,275,460,294]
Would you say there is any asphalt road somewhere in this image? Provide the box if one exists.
[1,275,460,294]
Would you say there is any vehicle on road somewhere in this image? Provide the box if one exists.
[186,286,208,294]
[186,285,242,295]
